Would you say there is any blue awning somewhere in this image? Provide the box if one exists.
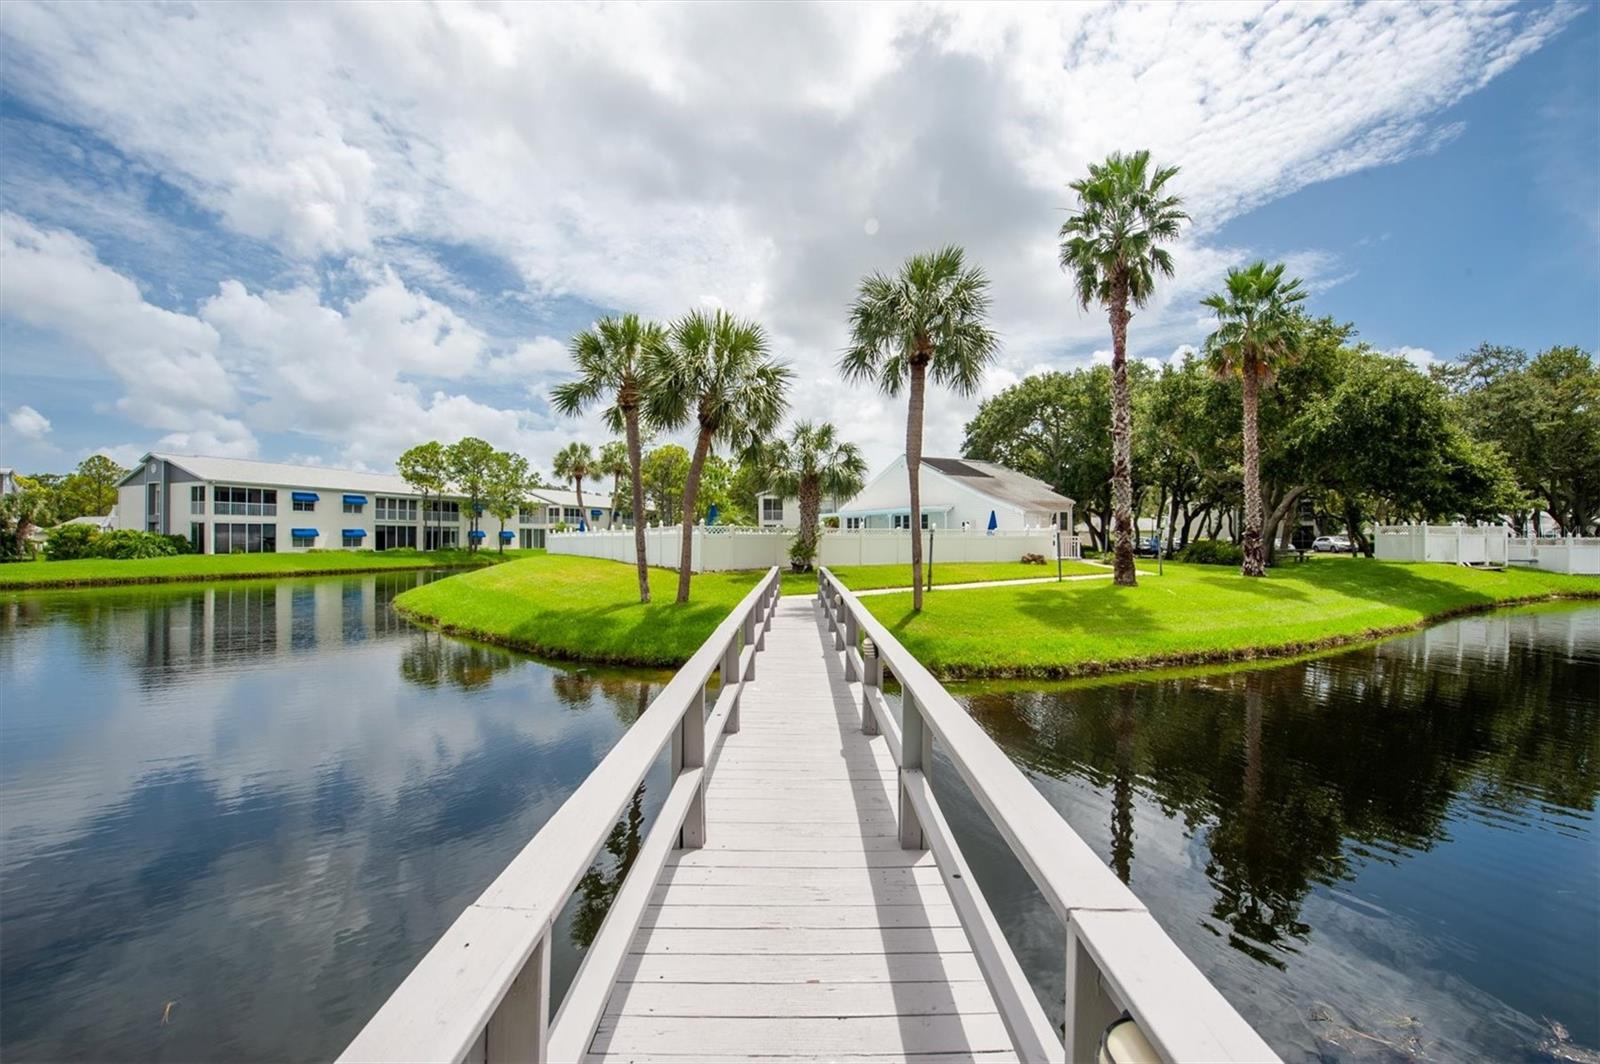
[291,491,319,502]
[291,528,319,538]
[468,529,486,539]
[342,494,367,505]
[342,528,366,538]
[499,530,515,540]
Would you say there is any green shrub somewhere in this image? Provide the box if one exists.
[91,529,186,559]
[1174,539,1244,566]
[44,523,99,560]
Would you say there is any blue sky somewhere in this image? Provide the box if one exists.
[2,1,1596,478]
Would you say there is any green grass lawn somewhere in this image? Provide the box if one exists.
[825,559,1111,590]
[392,553,763,666]
[0,548,540,590]
[860,560,1600,678]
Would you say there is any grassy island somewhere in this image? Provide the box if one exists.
[0,548,534,591]
[859,558,1600,678]
[392,553,762,666]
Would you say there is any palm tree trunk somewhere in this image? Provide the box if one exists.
[575,477,587,533]
[609,477,619,530]
[1240,369,1266,576]
[907,359,927,612]
[1108,277,1138,587]
[626,407,651,604]
[799,477,820,566]
[676,428,712,603]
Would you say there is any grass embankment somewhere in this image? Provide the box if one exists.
[392,554,763,667]
[0,548,539,590]
[864,560,1600,678]
[825,559,1110,590]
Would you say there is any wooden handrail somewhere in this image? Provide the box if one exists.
[339,568,781,1064]
[817,567,1277,1064]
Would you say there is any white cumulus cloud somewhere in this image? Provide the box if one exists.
[7,405,52,440]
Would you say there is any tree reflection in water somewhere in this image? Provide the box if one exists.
[399,631,514,690]
[957,611,1600,967]
[571,784,647,949]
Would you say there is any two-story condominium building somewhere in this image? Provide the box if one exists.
[116,453,633,554]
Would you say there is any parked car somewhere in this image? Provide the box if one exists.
[1312,535,1353,553]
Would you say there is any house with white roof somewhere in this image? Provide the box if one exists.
[116,453,636,554]
[833,456,1073,532]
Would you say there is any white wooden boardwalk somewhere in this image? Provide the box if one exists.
[340,567,1277,1064]
[592,596,1015,1062]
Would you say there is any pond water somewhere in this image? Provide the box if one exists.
[1,573,674,1063]
[1,576,1595,1062]
[932,604,1599,1063]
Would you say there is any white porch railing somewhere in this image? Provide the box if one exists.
[338,569,782,1064]
[816,567,1278,1064]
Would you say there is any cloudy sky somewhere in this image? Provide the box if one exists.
[2,1,1596,479]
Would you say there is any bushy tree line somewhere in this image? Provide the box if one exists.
[396,438,538,553]
[43,525,193,561]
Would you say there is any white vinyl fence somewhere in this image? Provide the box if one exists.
[548,526,1076,573]
[1373,524,1510,566]
[1507,536,1600,575]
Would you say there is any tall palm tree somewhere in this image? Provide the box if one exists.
[552,442,596,532]
[647,309,791,603]
[598,439,630,530]
[841,246,999,612]
[1202,260,1307,576]
[1059,150,1187,587]
[764,421,868,569]
[552,315,668,603]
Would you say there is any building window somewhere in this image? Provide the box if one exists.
[146,483,160,531]
[845,517,863,530]
[761,498,785,522]
[190,522,205,552]
[293,498,316,512]
[425,527,459,550]
[343,501,363,514]
[425,500,461,523]
[375,524,417,550]
[292,532,316,548]
[214,523,278,554]
[922,513,930,530]
[213,486,277,516]
[893,514,910,530]
[190,486,205,515]
[342,533,363,548]
[375,497,417,522]
[563,507,581,523]
[518,506,535,524]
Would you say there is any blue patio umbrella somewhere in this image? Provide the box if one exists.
[987,510,998,533]
[707,503,719,526]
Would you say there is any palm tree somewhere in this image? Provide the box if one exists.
[764,421,868,570]
[1059,150,1187,587]
[647,309,791,603]
[598,440,630,530]
[552,442,596,532]
[1202,260,1307,576]
[552,316,669,603]
[841,246,999,612]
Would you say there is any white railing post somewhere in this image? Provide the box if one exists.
[861,639,880,735]
[1064,923,1121,1064]
[674,685,706,848]
[485,933,550,1063]
[844,612,860,681]
[722,630,742,734]
[899,690,929,850]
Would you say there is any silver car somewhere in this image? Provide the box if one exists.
[1312,535,1352,553]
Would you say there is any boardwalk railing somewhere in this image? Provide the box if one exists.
[339,568,782,1064]
[817,566,1277,1064]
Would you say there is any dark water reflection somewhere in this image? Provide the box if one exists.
[0,573,669,1063]
[933,605,1600,1063]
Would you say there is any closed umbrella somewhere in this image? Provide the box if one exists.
[707,503,719,526]
[987,510,997,534]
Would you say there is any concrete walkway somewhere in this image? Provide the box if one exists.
[851,571,1115,597]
